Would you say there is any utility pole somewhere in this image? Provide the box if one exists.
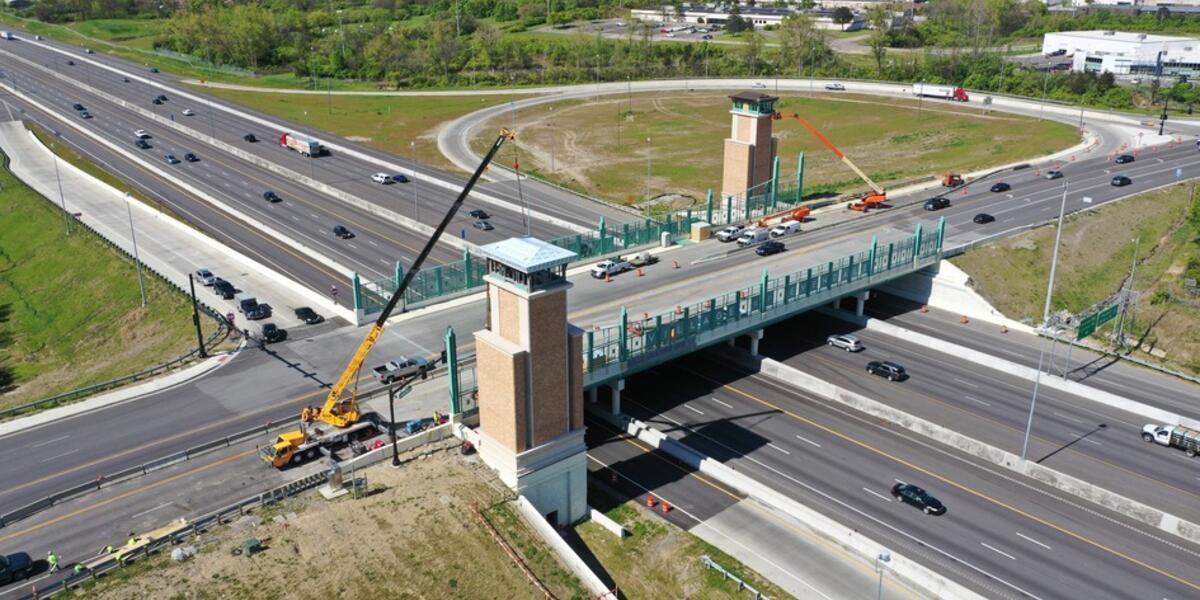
[1022,180,1069,461]
[1039,69,1050,119]
[49,142,72,236]
[188,274,207,358]
[645,136,652,201]
[1115,235,1141,348]
[125,193,148,308]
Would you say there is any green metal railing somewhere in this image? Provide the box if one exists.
[582,219,945,385]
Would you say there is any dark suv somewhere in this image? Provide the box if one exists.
[332,225,354,239]
[892,483,946,515]
[294,307,324,325]
[263,190,281,203]
[1115,154,1135,164]
[923,197,950,211]
[0,551,33,584]
[213,278,236,299]
[261,323,288,343]
[867,361,907,381]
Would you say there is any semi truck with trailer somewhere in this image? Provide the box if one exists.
[912,84,969,102]
[279,132,322,157]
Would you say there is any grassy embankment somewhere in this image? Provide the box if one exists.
[952,184,1200,373]
[474,91,1080,206]
[0,150,196,412]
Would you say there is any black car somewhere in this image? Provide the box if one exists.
[973,213,995,224]
[261,323,288,343]
[184,152,198,162]
[891,483,946,515]
[1111,175,1132,187]
[213,278,236,299]
[152,97,162,105]
[866,360,907,381]
[72,103,85,111]
[67,60,74,66]
[135,139,151,149]
[263,190,281,203]
[756,240,785,256]
[150,67,160,73]
[333,225,354,239]
[468,209,490,219]
[923,197,950,211]
[0,551,33,585]
[472,220,494,231]
[393,174,409,183]
[989,182,1011,193]
[243,133,258,143]
[1115,154,1135,164]
[156,94,168,102]
[294,307,324,325]
[79,111,92,119]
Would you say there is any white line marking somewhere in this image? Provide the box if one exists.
[1015,532,1051,550]
[347,244,358,250]
[684,404,704,415]
[1054,411,1083,424]
[981,542,1017,561]
[767,443,791,455]
[39,448,80,463]
[30,434,71,448]
[1069,404,1138,428]
[131,502,173,519]
[711,398,733,409]
[367,240,379,247]
[794,434,821,448]
[863,488,892,502]
[963,395,991,407]
[1079,437,1103,447]
[953,378,978,388]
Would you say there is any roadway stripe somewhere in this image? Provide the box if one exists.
[863,488,892,502]
[684,404,704,416]
[39,449,80,463]
[980,542,1017,561]
[711,398,733,409]
[1016,532,1052,550]
[767,443,791,456]
[963,395,990,407]
[29,435,71,449]
[795,434,821,448]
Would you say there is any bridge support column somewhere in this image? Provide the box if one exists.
[831,299,840,310]
[588,387,598,404]
[610,379,625,415]
[855,291,869,317]
[749,329,764,356]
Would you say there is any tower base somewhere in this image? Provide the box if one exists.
[476,427,588,526]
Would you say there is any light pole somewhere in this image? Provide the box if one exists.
[875,550,891,600]
[1039,69,1050,119]
[645,136,652,201]
[1021,179,1069,461]
[125,193,148,308]
[389,384,402,467]
[49,142,72,235]
[188,274,207,358]
[410,141,418,222]
[917,79,924,121]
[1115,235,1141,348]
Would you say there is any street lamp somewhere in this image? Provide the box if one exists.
[389,384,403,467]
[48,142,72,235]
[125,192,148,307]
[875,550,891,600]
[1021,179,1069,461]
[645,136,652,201]
[1039,69,1050,119]
[410,141,418,222]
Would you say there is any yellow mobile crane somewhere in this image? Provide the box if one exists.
[261,130,516,468]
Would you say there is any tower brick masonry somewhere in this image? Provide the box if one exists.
[722,91,779,200]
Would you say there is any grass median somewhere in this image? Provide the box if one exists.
[0,151,198,413]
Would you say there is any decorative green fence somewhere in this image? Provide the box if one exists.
[582,219,945,386]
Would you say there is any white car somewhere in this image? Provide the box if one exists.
[181,108,195,116]
[371,172,392,184]
[825,83,846,91]
[194,268,216,286]
[752,82,766,89]
[826,334,864,352]
[133,129,149,139]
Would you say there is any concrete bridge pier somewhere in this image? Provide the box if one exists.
[748,329,764,356]
[855,290,870,317]
[587,387,598,404]
[610,379,625,415]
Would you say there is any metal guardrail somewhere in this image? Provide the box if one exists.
[701,555,769,599]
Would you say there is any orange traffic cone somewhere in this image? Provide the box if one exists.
[960,315,970,324]
[661,500,671,514]
[673,260,680,269]
[605,272,612,283]
[1000,325,1009,334]
[636,267,644,277]
[920,304,929,313]
[646,494,657,508]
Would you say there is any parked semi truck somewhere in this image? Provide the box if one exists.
[260,413,386,467]
[913,84,969,102]
[1142,424,1200,457]
[280,132,322,156]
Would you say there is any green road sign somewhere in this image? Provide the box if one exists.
[1076,303,1119,341]
[1097,303,1119,326]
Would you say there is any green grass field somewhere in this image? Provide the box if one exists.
[0,153,196,412]
[193,86,524,172]
[475,91,1080,206]
[952,183,1200,373]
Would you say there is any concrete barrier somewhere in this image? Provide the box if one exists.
[515,495,617,600]
[730,349,1200,545]
[588,507,628,538]
[584,407,985,600]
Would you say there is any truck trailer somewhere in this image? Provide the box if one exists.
[1142,424,1200,457]
[913,84,969,102]
[279,132,322,156]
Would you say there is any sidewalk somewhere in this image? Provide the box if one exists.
[0,120,325,329]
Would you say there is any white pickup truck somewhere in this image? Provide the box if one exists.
[373,355,429,384]
[1142,424,1200,457]
[590,252,657,279]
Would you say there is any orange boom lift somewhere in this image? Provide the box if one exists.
[772,112,887,212]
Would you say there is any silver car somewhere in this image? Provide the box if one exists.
[194,268,216,286]
[826,334,864,352]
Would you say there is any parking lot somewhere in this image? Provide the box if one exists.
[540,18,726,43]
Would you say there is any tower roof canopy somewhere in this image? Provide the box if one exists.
[479,235,577,274]
[729,91,779,104]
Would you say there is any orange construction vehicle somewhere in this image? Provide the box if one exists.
[755,205,812,229]
[773,112,886,212]
[942,173,964,188]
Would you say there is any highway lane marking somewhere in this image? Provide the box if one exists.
[0,449,253,545]
[29,435,71,449]
[862,488,892,502]
[367,240,378,247]
[1054,411,1084,424]
[767,443,791,455]
[1016,532,1051,550]
[963,395,990,407]
[795,434,821,448]
[1070,404,1138,428]
[39,449,80,463]
[684,404,705,415]
[1075,435,1103,447]
[711,398,733,409]
[587,418,739,501]
[679,364,1200,592]
[953,378,978,388]
[980,542,1017,561]
[130,501,173,519]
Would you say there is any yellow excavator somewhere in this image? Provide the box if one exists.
[260,129,516,468]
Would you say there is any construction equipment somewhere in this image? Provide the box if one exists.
[942,173,964,188]
[773,112,886,212]
[260,129,516,468]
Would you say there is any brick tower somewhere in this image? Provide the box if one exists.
[721,91,779,200]
[473,236,587,526]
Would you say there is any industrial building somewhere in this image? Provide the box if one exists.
[1041,30,1200,78]
[630,4,865,31]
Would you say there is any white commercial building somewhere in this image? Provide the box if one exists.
[1042,30,1200,77]
[631,4,865,31]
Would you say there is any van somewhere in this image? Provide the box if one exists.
[769,221,801,238]
[736,228,769,247]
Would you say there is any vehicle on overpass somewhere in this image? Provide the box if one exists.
[591,252,657,279]
[737,228,770,247]
[912,83,970,102]
[280,132,322,157]
[1142,424,1200,457]
[769,220,802,238]
[774,111,887,212]
[715,225,745,242]
[827,334,864,352]
[260,129,515,468]
[374,356,429,384]
[755,240,785,256]
[923,197,950,211]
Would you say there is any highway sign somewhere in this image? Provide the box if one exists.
[1076,303,1119,340]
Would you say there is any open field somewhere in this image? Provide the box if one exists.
[0,153,196,411]
[71,447,787,599]
[952,183,1200,373]
[193,86,523,172]
[476,91,1079,206]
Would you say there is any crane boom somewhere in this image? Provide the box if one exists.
[774,112,884,195]
[313,129,516,428]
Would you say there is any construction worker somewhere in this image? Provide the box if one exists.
[127,532,140,546]
[100,544,114,555]
[47,550,60,572]
[73,563,87,574]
